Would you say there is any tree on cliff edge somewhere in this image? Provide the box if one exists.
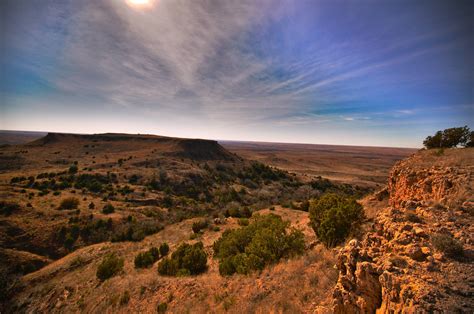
[423,126,472,148]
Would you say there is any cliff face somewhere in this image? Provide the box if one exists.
[332,149,474,313]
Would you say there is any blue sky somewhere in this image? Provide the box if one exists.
[1,0,472,147]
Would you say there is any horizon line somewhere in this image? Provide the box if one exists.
[1,129,421,150]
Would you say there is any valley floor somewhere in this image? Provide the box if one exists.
[221,141,416,188]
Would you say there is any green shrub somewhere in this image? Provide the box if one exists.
[157,302,168,313]
[176,268,191,277]
[159,243,169,256]
[309,193,364,247]
[74,174,111,192]
[0,201,21,216]
[59,197,80,210]
[69,164,78,174]
[96,253,124,281]
[120,290,130,305]
[157,258,179,276]
[238,218,249,226]
[192,219,209,233]
[111,221,162,242]
[63,233,76,250]
[213,214,305,276]
[102,203,115,214]
[134,247,160,268]
[157,242,207,276]
[224,207,252,218]
[431,233,464,259]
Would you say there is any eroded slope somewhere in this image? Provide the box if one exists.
[332,148,474,313]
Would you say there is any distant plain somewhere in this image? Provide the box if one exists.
[222,141,417,187]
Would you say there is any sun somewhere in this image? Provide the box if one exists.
[125,0,154,9]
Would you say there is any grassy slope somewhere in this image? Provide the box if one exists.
[1,132,404,313]
[11,207,338,313]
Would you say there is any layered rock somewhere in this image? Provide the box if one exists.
[332,148,474,313]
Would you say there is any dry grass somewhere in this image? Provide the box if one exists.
[0,132,401,312]
[10,207,338,313]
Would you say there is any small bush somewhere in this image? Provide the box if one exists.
[309,193,364,247]
[157,242,207,276]
[102,203,115,214]
[70,257,85,269]
[192,219,209,234]
[111,221,162,242]
[59,197,80,210]
[134,247,160,268]
[224,207,252,218]
[431,233,464,259]
[157,302,168,313]
[405,212,422,223]
[159,243,169,256]
[0,201,21,216]
[213,214,305,276]
[238,218,249,226]
[96,253,124,281]
[74,174,110,193]
[157,258,178,276]
[88,202,95,209]
[120,291,130,305]
[69,164,78,174]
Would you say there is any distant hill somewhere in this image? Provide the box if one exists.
[29,132,238,161]
[0,130,47,145]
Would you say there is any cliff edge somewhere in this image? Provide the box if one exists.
[332,148,474,313]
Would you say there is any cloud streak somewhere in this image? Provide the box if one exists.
[2,0,473,147]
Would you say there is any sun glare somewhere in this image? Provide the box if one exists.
[126,0,154,9]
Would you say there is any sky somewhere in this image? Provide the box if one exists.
[1,0,473,148]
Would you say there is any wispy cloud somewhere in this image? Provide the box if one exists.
[2,0,472,147]
[396,109,415,115]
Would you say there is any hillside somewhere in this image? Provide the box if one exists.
[3,134,471,313]
[332,148,474,312]
[1,132,369,312]
[7,207,339,313]
[0,133,242,260]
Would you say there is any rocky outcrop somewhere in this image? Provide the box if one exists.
[167,139,239,161]
[332,148,474,313]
